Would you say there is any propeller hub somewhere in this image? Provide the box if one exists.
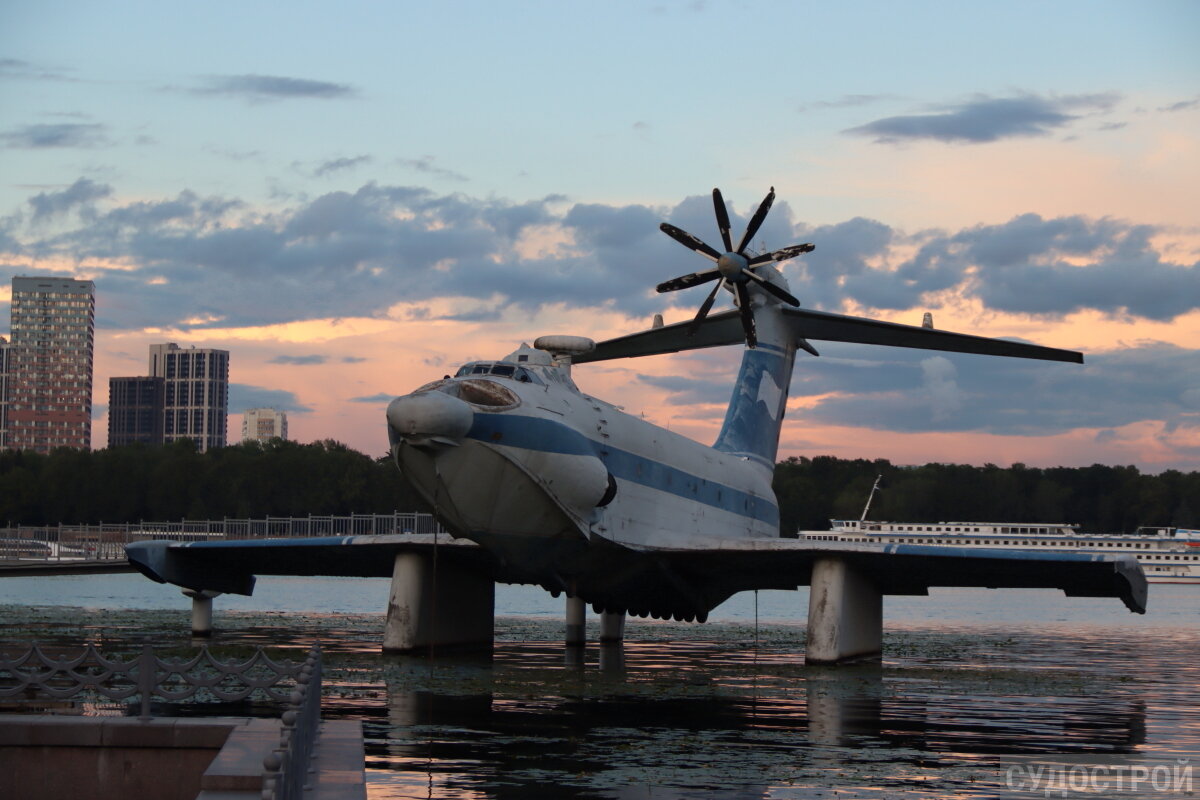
[717,252,748,280]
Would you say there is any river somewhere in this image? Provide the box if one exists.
[1,575,1197,798]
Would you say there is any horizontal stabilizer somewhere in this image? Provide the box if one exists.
[781,307,1083,363]
[574,307,1083,364]
[574,310,744,363]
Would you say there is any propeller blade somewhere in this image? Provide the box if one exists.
[712,188,733,252]
[743,268,800,306]
[747,242,815,266]
[735,186,775,254]
[734,281,757,348]
[656,268,721,293]
[686,279,725,337]
[660,223,721,261]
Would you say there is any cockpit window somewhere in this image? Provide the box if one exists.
[418,375,520,410]
[457,379,520,409]
[454,362,543,385]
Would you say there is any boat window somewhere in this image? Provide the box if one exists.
[491,364,516,377]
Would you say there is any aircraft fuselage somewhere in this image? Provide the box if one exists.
[387,344,778,618]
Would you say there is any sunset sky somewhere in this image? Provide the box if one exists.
[2,1,1198,471]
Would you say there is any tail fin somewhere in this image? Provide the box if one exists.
[713,337,796,469]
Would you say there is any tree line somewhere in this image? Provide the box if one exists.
[0,439,425,526]
[774,456,1199,535]
[1,442,1196,533]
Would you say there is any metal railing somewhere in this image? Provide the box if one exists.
[261,645,322,800]
[0,511,447,563]
[0,642,310,719]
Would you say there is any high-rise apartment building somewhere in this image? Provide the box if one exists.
[149,343,229,452]
[0,336,10,449]
[241,407,288,443]
[3,277,95,453]
[107,376,165,447]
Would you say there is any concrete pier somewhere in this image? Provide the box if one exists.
[382,552,494,652]
[805,557,882,665]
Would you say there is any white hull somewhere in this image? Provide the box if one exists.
[820,520,1200,584]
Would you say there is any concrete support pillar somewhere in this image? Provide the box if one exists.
[599,610,625,643]
[383,552,495,653]
[805,557,882,665]
[182,589,220,637]
[565,595,586,647]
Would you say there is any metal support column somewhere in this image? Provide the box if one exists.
[182,589,220,637]
[599,610,625,643]
[565,595,586,646]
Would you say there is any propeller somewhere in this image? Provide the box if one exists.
[656,187,815,348]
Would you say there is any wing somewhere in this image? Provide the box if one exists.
[126,535,502,596]
[600,537,1146,615]
[127,535,1146,614]
[573,307,1083,364]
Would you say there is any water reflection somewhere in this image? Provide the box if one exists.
[359,636,1157,799]
[1,601,1195,799]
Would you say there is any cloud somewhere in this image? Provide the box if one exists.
[0,122,108,148]
[342,356,367,363]
[799,94,894,112]
[313,155,371,177]
[786,341,1200,436]
[348,392,395,403]
[843,93,1119,144]
[1159,97,1199,113]
[190,74,354,102]
[919,356,963,421]
[636,373,733,406]
[28,178,113,222]
[796,213,1200,319]
[396,156,468,182]
[228,384,313,413]
[5,181,1197,335]
[0,58,77,83]
[269,354,327,365]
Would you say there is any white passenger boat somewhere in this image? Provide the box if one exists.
[816,519,1200,584]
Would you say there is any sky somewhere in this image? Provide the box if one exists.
[1,0,1198,471]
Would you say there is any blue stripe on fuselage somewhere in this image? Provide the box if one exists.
[465,414,779,527]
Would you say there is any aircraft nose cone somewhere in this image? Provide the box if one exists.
[387,390,474,446]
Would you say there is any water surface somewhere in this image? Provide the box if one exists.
[1,576,1197,798]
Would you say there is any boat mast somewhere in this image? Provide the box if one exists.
[860,474,883,522]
